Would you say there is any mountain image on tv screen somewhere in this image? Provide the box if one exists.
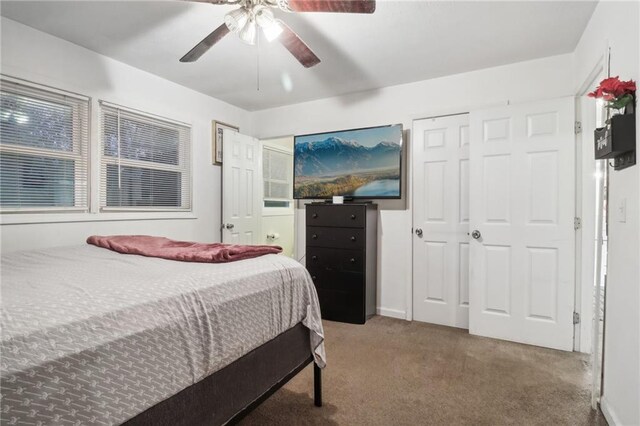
[294,124,402,199]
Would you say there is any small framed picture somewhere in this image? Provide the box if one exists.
[212,121,239,164]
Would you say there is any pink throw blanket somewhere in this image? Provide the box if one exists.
[87,235,282,263]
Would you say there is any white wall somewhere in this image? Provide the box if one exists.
[574,2,640,425]
[262,215,295,257]
[252,53,576,319]
[261,137,295,258]
[0,18,252,252]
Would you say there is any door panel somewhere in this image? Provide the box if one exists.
[483,244,511,315]
[413,114,470,328]
[469,97,575,351]
[458,243,470,306]
[222,130,261,244]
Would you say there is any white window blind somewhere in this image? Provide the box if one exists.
[100,102,191,211]
[263,146,292,209]
[0,78,90,213]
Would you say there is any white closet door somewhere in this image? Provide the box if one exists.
[413,114,470,328]
[222,130,261,244]
[468,97,575,351]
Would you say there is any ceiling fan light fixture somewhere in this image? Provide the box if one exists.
[254,6,274,27]
[224,8,249,33]
[261,19,283,42]
[238,20,258,45]
[254,7,283,42]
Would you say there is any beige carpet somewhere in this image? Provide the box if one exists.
[240,316,606,426]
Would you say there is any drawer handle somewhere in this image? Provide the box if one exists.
[312,213,318,219]
[350,214,356,220]
[312,256,318,261]
[350,258,356,263]
[312,234,318,239]
[350,236,356,242]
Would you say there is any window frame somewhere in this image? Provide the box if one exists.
[0,75,91,214]
[98,100,193,213]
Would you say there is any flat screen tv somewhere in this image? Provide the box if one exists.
[294,124,403,200]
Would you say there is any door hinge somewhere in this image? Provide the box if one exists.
[573,312,580,325]
[575,121,582,134]
[574,217,582,230]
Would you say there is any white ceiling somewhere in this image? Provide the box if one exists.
[1,1,597,111]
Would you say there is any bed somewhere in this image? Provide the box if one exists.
[0,245,325,425]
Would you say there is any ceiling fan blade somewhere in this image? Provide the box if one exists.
[182,0,239,4]
[278,22,321,68]
[180,23,230,62]
[286,0,375,13]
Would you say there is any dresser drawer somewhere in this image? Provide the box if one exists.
[316,288,364,324]
[306,247,364,272]
[307,268,364,291]
[306,205,365,228]
[306,226,365,249]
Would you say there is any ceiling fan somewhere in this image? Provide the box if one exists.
[180,0,376,68]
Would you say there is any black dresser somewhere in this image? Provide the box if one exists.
[305,203,377,324]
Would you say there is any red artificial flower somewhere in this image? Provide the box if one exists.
[588,76,636,99]
[600,77,623,96]
[621,79,637,92]
[588,87,603,98]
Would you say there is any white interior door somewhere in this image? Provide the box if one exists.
[222,129,261,244]
[469,97,575,351]
[413,114,470,328]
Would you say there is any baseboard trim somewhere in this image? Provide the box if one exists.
[376,307,406,320]
[600,395,620,426]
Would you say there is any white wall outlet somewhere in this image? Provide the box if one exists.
[617,198,627,223]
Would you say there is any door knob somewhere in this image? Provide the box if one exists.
[415,228,423,237]
[471,230,481,240]
[225,223,234,230]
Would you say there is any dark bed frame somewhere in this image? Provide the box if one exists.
[123,323,322,426]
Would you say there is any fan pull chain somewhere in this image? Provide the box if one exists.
[256,32,260,91]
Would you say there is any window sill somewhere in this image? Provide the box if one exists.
[262,207,295,217]
[1,211,197,225]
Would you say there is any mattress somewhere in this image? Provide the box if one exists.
[0,245,325,425]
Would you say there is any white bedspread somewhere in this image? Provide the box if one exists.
[1,245,325,425]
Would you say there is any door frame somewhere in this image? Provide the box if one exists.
[573,47,609,354]
[573,46,610,410]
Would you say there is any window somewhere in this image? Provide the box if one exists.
[100,102,191,211]
[0,78,90,212]
[263,145,293,212]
